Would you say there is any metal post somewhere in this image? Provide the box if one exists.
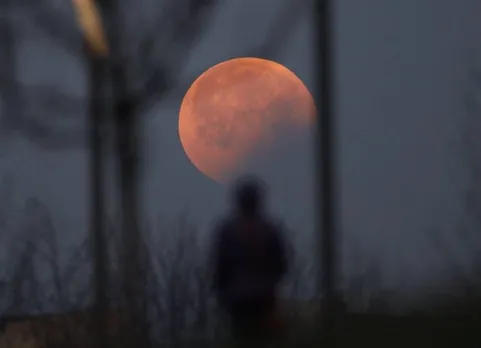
[314,0,339,345]
[114,92,148,346]
[71,2,110,346]
[0,0,21,142]
[87,52,109,348]
[98,1,148,344]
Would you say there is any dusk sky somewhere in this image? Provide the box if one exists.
[1,0,481,298]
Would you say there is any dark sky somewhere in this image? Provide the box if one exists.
[1,0,480,295]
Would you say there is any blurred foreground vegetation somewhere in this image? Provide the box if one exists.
[0,188,480,347]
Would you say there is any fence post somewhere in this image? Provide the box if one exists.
[314,0,340,345]
[87,50,109,348]
[73,1,111,346]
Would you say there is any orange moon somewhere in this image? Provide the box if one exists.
[178,57,316,183]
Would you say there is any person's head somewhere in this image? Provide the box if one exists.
[232,176,266,216]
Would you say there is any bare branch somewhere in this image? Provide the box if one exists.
[139,0,308,114]
[1,0,307,150]
[26,1,84,58]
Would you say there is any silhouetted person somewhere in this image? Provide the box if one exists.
[210,176,288,346]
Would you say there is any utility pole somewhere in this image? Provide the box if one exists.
[74,1,147,344]
[114,84,148,347]
[72,1,110,347]
[96,1,149,345]
[0,0,20,145]
[87,52,109,348]
[315,0,340,346]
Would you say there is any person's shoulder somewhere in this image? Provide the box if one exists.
[217,214,237,227]
[262,215,286,234]
[211,215,235,236]
[262,213,282,228]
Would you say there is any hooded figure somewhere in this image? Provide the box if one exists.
[210,176,288,345]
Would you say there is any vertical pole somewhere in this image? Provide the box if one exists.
[69,1,111,346]
[115,92,147,346]
[88,52,109,348]
[88,55,109,348]
[99,1,148,344]
[0,0,20,139]
[314,0,339,345]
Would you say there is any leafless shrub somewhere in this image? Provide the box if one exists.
[0,197,395,347]
[0,207,313,345]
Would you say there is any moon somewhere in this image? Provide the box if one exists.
[178,57,316,183]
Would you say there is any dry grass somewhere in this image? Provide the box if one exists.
[1,306,481,348]
[0,308,125,348]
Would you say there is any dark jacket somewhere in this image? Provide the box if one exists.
[210,214,288,308]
